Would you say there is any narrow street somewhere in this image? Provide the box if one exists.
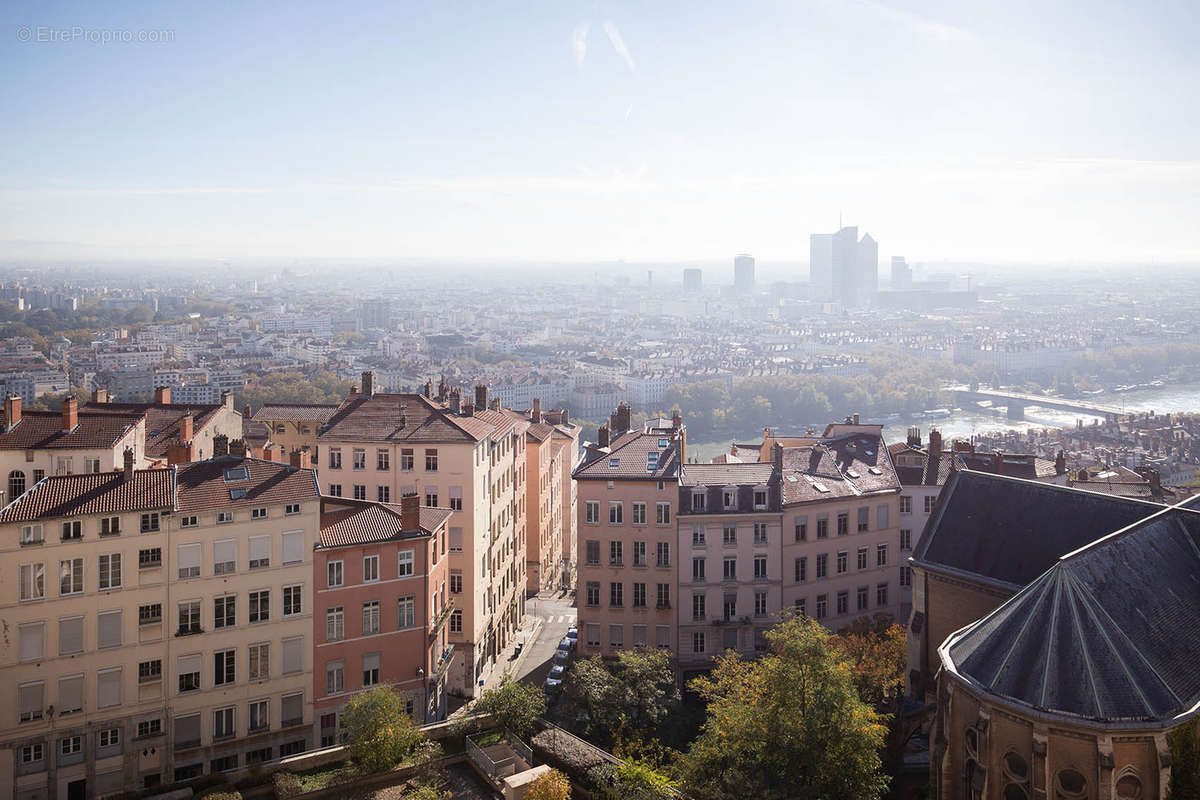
[517,592,577,687]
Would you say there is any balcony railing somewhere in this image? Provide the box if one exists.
[429,598,455,640]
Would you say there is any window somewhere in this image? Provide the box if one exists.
[754,555,768,579]
[283,637,304,675]
[139,659,162,683]
[326,660,345,694]
[816,594,827,619]
[900,565,912,587]
[378,485,391,502]
[249,590,270,623]
[178,600,201,635]
[211,595,235,629]
[214,707,236,740]
[633,540,646,566]
[327,560,344,587]
[354,484,367,500]
[899,495,912,513]
[8,470,26,499]
[180,515,198,527]
[585,582,600,606]
[692,525,705,546]
[723,488,736,509]
[60,558,83,595]
[284,584,302,616]
[249,535,270,569]
[877,543,888,566]
[609,540,623,566]
[836,550,847,574]
[692,592,706,620]
[857,507,869,532]
[100,516,121,536]
[816,553,827,579]
[18,681,44,722]
[754,489,767,508]
[139,547,162,569]
[857,585,869,610]
[217,510,234,523]
[214,649,235,685]
[754,591,768,616]
[362,600,381,634]
[794,556,807,582]
[20,523,43,545]
[632,582,646,608]
[399,447,415,471]
[722,593,737,619]
[398,549,414,577]
[140,512,160,532]
[249,699,269,732]
[924,495,936,514]
[363,554,380,582]
[362,653,380,687]
[609,502,623,524]
[33,468,44,484]
[424,487,438,506]
[610,624,623,647]
[251,507,268,519]
[585,540,600,565]
[753,522,768,545]
[212,538,236,574]
[21,743,44,764]
[59,615,84,655]
[60,735,82,757]
[877,504,889,529]
[692,631,706,653]
[326,607,344,641]
[836,590,848,615]
[178,654,201,693]
[137,718,162,738]
[20,562,45,600]
[816,517,828,539]
[61,520,81,541]
[723,525,737,546]
[376,449,390,470]
[139,603,162,625]
[98,610,122,648]
[352,448,366,470]
[450,609,462,633]
[632,502,646,524]
[692,491,706,512]
[450,571,462,593]
[657,583,670,608]
[795,518,807,541]
[285,503,301,515]
[857,546,868,570]
[723,557,736,580]
[247,746,272,764]
[329,448,342,469]
[585,501,600,524]
[657,541,671,568]
[692,556,706,581]
[610,582,623,607]
[398,596,415,628]
[449,486,463,511]
[249,643,270,680]
[900,529,912,550]
[425,448,438,471]
[837,512,848,536]
[656,502,670,524]
[178,543,201,579]
[876,583,889,607]
[328,483,342,497]
[282,693,304,729]
[19,621,44,662]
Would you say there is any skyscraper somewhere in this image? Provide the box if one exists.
[682,268,703,293]
[733,254,755,294]
[891,256,912,289]
[810,225,878,307]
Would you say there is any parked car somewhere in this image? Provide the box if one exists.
[554,650,569,667]
[549,664,566,681]
[566,626,578,643]
[557,636,572,654]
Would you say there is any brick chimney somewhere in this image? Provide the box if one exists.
[179,413,194,443]
[672,411,682,430]
[229,438,247,457]
[349,384,359,396]
[398,403,407,429]
[531,398,541,424]
[679,427,687,465]
[362,371,375,397]
[475,384,488,411]
[154,386,171,404]
[243,405,252,419]
[4,394,21,429]
[462,401,474,417]
[290,448,312,469]
[123,447,135,480]
[992,450,1003,474]
[449,388,461,415]
[928,429,942,454]
[598,424,610,448]
[61,397,78,432]
[424,379,433,398]
[167,440,194,465]
[213,434,229,457]
[489,397,500,411]
[1055,449,1066,475]
[616,403,632,434]
[400,492,420,531]
[92,389,109,404]
[907,427,921,447]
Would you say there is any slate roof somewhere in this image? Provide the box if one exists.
[175,456,319,513]
[253,403,339,423]
[319,393,491,443]
[0,468,174,521]
[574,430,681,481]
[0,410,142,450]
[942,507,1200,722]
[913,470,1163,589]
[957,451,1059,480]
[779,432,900,504]
[889,443,957,487]
[319,501,452,547]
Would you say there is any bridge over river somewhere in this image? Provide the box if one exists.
[950,387,1123,421]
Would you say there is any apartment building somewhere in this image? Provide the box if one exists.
[314,495,453,742]
[574,408,683,657]
[251,404,338,462]
[676,462,782,675]
[0,453,320,799]
[512,399,579,594]
[316,374,527,696]
[84,386,245,465]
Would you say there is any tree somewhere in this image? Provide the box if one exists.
[562,650,678,743]
[678,615,890,800]
[473,676,546,739]
[526,768,572,800]
[832,615,906,709]
[1168,719,1200,799]
[339,687,423,773]
[563,657,626,740]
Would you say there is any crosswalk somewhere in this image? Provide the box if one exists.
[547,614,576,624]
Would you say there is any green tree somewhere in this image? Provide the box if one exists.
[563,650,678,743]
[1168,720,1200,799]
[678,615,889,800]
[473,676,546,739]
[526,768,572,800]
[339,687,423,773]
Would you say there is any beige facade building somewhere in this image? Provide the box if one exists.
[0,453,320,799]
[250,403,338,462]
[512,399,579,594]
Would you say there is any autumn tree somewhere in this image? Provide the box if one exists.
[678,615,889,800]
[526,768,572,800]
[339,687,423,773]
[473,675,546,739]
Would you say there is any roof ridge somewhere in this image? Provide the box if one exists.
[1061,568,1105,717]
[987,568,1057,688]
[1039,570,1065,708]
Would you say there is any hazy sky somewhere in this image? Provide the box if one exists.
[2,0,1198,265]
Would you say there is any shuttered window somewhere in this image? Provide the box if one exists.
[177,543,201,579]
[59,616,84,655]
[281,531,303,565]
[281,692,304,727]
[19,682,44,722]
[249,536,270,569]
[58,674,83,715]
[214,539,236,574]
[174,713,201,747]
[283,637,303,675]
[19,622,44,662]
[97,668,122,708]
[97,610,122,649]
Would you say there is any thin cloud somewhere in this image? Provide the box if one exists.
[821,0,971,42]
[603,21,636,72]
[572,22,589,69]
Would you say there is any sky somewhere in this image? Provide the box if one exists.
[1,0,1198,266]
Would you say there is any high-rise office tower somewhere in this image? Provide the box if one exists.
[682,268,703,293]
[811,225,878,307]
[733,255,755,294]
[856,233,878,302]
[891,256,912,289]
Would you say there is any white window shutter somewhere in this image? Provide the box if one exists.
[97,610,122,649]
[97,669,122,708]
[249,536,270,562]
[59,617,84,655]
[282,531,303,565]
[283,637,303,674]
[58,675,83,713]
[19,622,44,662]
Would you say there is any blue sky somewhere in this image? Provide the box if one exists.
[1,0,1198,265]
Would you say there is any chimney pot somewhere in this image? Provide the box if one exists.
[123,447,135,480]
[853,413,860,425]
[92,389,109,404]
[475,384,488,411]
[598,424,610,448]
[213,434,229,457]
[167,440,194,466]
[61,397,78,432]
[929,429,943,454]
[229,438,247,457]
[424,379,433,399]
[290,448,312,469]
[400,492,420,531]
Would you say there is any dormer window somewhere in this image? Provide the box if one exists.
[692,490,706,512]
[723,489,736,510]
[754,488,768,509]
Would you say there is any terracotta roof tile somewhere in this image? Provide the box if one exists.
[318,501,451,547]
[253,403,340,423]
[319,393,490,443]
[575,430,681,480]
[0,468,174,522]
[175,456,319,513]
[0,410,142,450]
[780,432,900,504]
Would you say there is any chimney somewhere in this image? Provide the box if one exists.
[123,447,135,480]
[154,386,171,404]
[1076,467,1089,481]
[489,397,500,411]
[730,442,738,456]
[221,391,234,410]
[243,405,252,419]
[400,492,420,531]
[449,389,461,415]
[290,448,312,469]
[771,441,783,472]
[616,403,632,435]
[167,440,194,465]
[229,438,247,457]
[598,424,610,448]
[213,434,229,457]
[992,450,1003,474]
[672,411,682,430]
[179,413,194,443]
[4,394,21,429]
[610,409,621,433]
[350,385,359,396]
[853,413,860,425]
[1055,450,1066,475]
[437,377,448,403]
[929,429,942,454]
[362,371,375,397]
[463,401,475,417]
[261,445,277,462]
[398,403,407,429]
[475,384,488,411]
[61,397,78,432]
[907,427,921,448]
[532,398,542,424]
[424,379,433,399]
[559,408,568,426]
[679,427,688,466]
[92,389,109,404]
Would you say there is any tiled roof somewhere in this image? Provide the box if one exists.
[319,393,490,443]
[473,409,527,440]
[914,470,1163,589]
[253,403,339,423]
[318,501,452,547]
[0,468,174,522]
[85,401,229,458]
[680,462,775,487]
[175,456,319,513]
[779,432,900,504]
[944,507,1200,721]
[957,451,1059,480]
[0,410,142,450]
[574,430,681,480]
[890,445,957,487]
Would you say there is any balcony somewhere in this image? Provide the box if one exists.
[429,598,456,641]
[432,643,456,680]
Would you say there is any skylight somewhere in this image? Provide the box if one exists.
[813,483,830,493]
[868,467,883,475]
[846,469,860,479]
[609,458,620,469]
[230,487,248,500]
[223,466,250,482]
